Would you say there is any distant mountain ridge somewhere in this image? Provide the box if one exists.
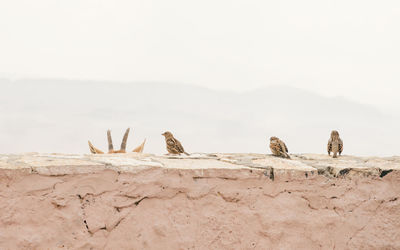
[0,78,398,156]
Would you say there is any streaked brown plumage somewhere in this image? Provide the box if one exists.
[88,128,146,154]
[327,130,343,158]
[269,136,290,159]
[162,131,189,155]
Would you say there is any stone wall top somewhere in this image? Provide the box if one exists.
[0,153,398,178]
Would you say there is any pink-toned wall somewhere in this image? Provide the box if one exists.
[0,166,399,250]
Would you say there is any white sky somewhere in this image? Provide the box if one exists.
[1,0,399,109]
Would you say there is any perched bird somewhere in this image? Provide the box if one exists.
[327,130,343,158]
[88,128,146,154]
[161,131,190,155]
[269,136,290,159]
[107,128,130,153]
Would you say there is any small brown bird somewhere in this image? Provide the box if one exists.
[107,128,130,153]
[88,128,146,154]
[162,131,189,155]
[269,136,290,159]
[327,130,343,158]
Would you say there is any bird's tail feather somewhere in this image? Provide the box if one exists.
[120,128,130,151]
[107,130,114,152]
[88,141,104,154]
[132,139,146,153]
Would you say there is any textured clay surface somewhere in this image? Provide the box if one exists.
[0,153,399,249]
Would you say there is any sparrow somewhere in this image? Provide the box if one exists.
[269,136,290,159]
[327,130,343,158]
[107,128,130,153]
[88,128,146,154]
[162,131,189,155]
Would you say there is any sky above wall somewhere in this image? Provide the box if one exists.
[1,0,399,111]
[1,80,399,156]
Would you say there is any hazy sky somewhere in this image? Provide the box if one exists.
[1,0,399,110]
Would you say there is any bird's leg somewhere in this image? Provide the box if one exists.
[120,128,130,152]
[333,152,338,158]
[107,130,114,153]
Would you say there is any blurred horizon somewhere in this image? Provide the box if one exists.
[1,78,398,156]
[1,0,399,156]
[2,76,399,115]
[1,0,400,110]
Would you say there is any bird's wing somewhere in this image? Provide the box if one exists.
[167,138,176,147]
[276,140,284,153]
[338,138,343,154]
[120,128,130,151]
[174,139,185,153]
[327,139,332,153]
[283,141,288,153]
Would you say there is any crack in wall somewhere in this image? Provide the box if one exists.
[380,169,393,178]
[345,200,386,247]
[77,194,93,235]
[2,157,399,250]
